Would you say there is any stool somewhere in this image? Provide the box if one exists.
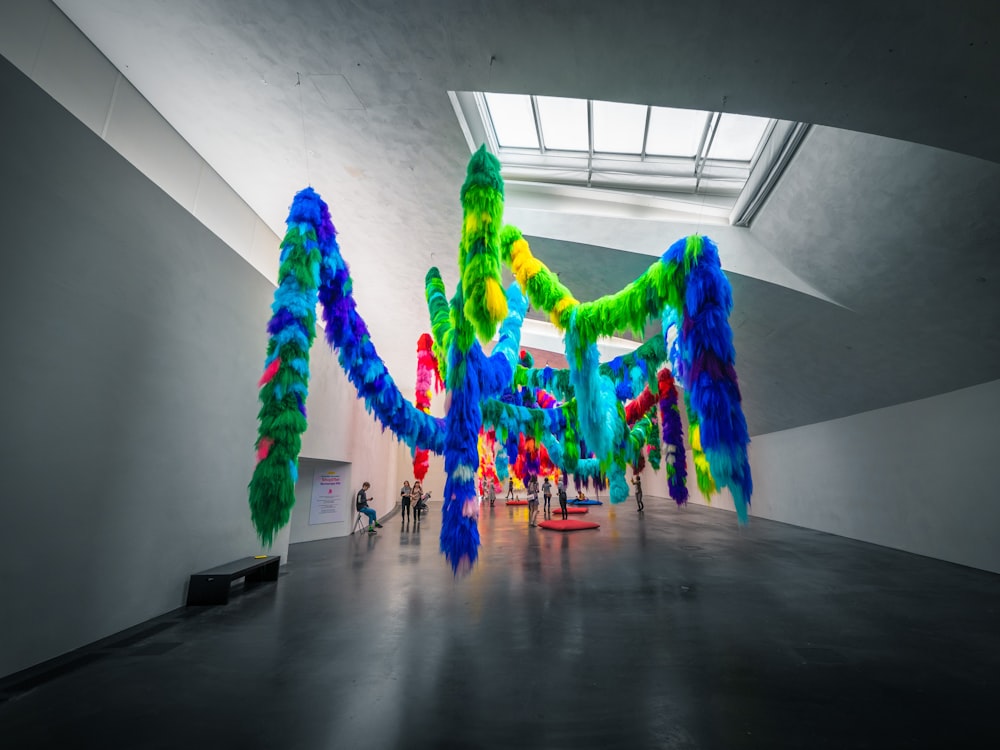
[353,512,369,534]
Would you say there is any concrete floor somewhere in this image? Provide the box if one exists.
[2,499,998,749]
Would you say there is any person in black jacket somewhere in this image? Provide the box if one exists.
[400,480,413,522]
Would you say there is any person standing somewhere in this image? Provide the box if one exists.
[400,480,413,523]
[507,477,515,501]
[632,474,644,512]
[412,481,423,514]
[486,482,496,507]
[356,482,381,532]
[542,477,552,514]
[557,483,569,521]
[528,477,540,526]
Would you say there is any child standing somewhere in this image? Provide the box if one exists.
[632,474,644,512]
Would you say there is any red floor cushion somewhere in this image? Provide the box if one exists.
[561,506,588,514]
[505,500,529,506]
[538,519,600,531]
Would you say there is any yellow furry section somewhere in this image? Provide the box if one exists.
[510,238,543,286]
[549,296,579,329]
[690,425,718,497]
[484,278,508,321]
[693,452,717,495]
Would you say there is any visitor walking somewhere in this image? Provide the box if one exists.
[632,474,644,512]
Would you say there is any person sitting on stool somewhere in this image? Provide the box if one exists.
[356,482,382,533]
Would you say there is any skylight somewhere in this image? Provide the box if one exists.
[646,107,710,157]
[483,93,538,148]
[592,100,647,153]
[536,96,588,151]
[449,91,809,225]
[708,114,771,161]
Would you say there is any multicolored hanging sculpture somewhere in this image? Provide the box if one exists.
[413,333,442,482]
[250,146,752,571]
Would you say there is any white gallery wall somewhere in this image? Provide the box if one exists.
[0,6,402,677]
[639,379,1000,574]
[748,379,1000,574]
[0,52,291,678]
[289,459,353,543]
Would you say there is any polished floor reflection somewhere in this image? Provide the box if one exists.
[3,499,999,748]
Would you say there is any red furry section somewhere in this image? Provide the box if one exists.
[258,357,281,387]
[625,368,675,425]
[256,437,273,463]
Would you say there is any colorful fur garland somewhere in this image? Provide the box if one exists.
[646,412,662,472]
[412,333,442,481]
[500,226,748,511]
[253,148,752,569]
[249,188,326,545]
[660,380,688,505]
[438,152,528,572]
[459,146,508,342]
[665,236,751,521]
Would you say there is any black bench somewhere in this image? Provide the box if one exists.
[186,555,281,606]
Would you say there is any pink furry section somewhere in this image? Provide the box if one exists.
[256,437,274,463]
[258,357,281,387]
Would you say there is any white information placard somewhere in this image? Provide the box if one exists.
[309,467,345,525]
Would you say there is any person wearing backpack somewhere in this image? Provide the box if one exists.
[356,482,381,533]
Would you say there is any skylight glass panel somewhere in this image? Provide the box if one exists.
[592,101,646,153]
[645,107,711,157]
[536,96,588,151]
[707,113,770,161]
[484,93,538,148]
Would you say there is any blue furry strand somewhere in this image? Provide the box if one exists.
[675,236,752,521]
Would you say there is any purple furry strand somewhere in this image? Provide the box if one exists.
[660,388,688,505]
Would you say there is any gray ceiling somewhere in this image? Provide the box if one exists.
[53,0,1000,436]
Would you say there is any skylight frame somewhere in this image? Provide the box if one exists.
[453,90,801,225]
[479,92,772,166]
